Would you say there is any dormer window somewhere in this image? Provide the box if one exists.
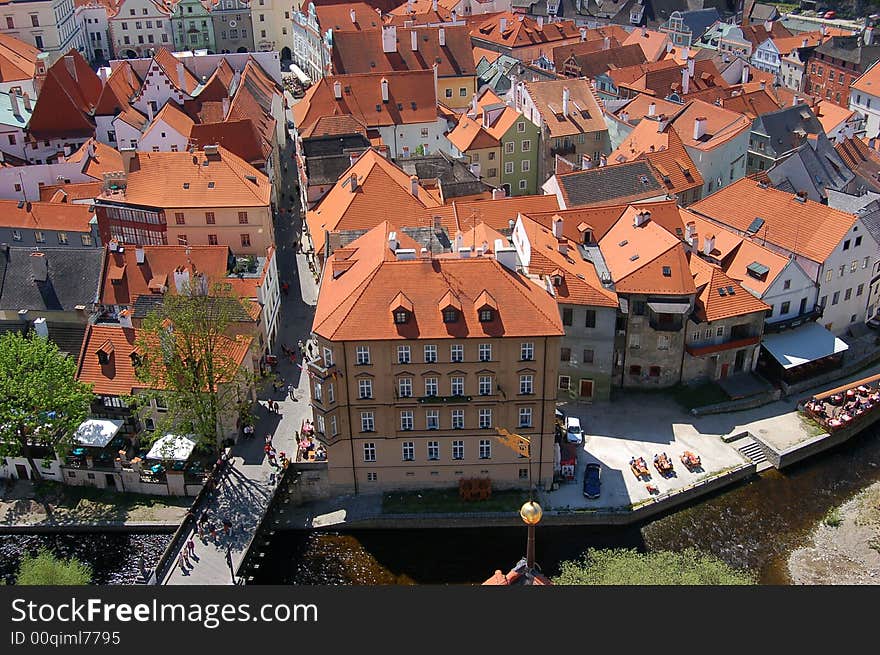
[443,309,458,323]
[97,351,110,365]
[390,291,414,325]
[439,291,462,324]
[394,310,409,324]
[475,290,497,323]
[96,339,114,365]
[479,309,493,322]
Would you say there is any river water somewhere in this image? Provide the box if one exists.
[3,427,879,585]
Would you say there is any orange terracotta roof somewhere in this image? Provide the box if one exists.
[599,206,695,295]
[471,12,582,49]
[610,123,703,196]
[441,194,559,234]
[720,88,782,119]
[28,50,101,139]
[64,138,123,180]
[458,222,507,254]
[39,182,103,203]
[151,48,200,95]
[76,324,253,396]
[622,59,728,99]
[95,62,140,116]
[518,215,617,308]
[294,70,438,135]
[740,22,792,49]
[299,114,368,139]
[719,234,792,297]
[100,147,270,208]
[227,59,280,164]
[690,178,857,263]
[312,220,564,341]
[815,99,856,134]
[0,199,94,232]
[622,28,672,62]
[446,113,500,152]
[143,101,195,139]
[196,59,236,103]
[473,47,502,66]
[0,34,40,82]
[522,78,605,138]
[331,25,476,78]
[669,99,751,150]
[190,119,267,165]
[316,2,386,31]
[614,94,680,124]
[852,59,880,94]
[307,149,442,254]
[551,37,623,70]
[689,254,770,322]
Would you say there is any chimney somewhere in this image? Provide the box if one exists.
[333,80,342,99]
[687,56,694,77]
[760,80,766,90]
[22,92,32,112]
[455,231,463,253]
[439,27,445,46]
[764,19,773,32]
[388,231,398,250]
[382,25,398,54]
[633,210,650,227]
[666,41,673,53]
[349,151,361,167]
[793,95,801,107]
[410,175,419,197]
[580,28,587,42]
[581,153,591,169]
[135,246,145,264]
[866,27,875,46]
[458,247,472,258]
[693,116,707,140]
[451,9,456,21]
[350,8,356,23]
[562,86,570,117]
[703,234,716,256]
[222,96,230,118]
[432,0,438,10]
[30,251,48,282]
[648,102,656,117]
[552,215,563,238]
[682,46,690,60]
[98,66,109,84]
[492,187,504,199]
[500,17,508,32]
[32,317,49,339]
[494,239,517,271]
[620,110,629,124]
[741,63,750,85]
[118,308,133,329]
[349,173,358,192]
[411,29,419,52]
[381,77,389,102]
[802,37,809,48]
[176,62,185,89]
[538,16,544,29]
[9,89,20,117]
[395,248,416,261]
[173,266,191,293]
[147,102,154,122]
[64,55,77,82]
[681,67,690,95]
[685,222,695,240]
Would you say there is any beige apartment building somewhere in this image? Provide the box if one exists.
[308,221,564,494]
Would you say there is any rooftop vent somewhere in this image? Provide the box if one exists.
[662,266,671,277]
[629,254,639,262]
[746,217,765,234]
[183,182,190,189]
[208,181,215,188]
[726,285,735,295]
[719,287,727,296]
[618,239,628,247]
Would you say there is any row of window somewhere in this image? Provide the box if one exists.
[824,258,870,282]
[470,138,531,160]
[819,283,865,307]
[629,333,672,349]
[351,342,535,366]
[561,308,597,328]
[174,211,248,225]
[364,439,494,462]
[122,34,169,45]
[3,15,40,29]
[359,408,497,432]
[560,347,594,363]
[8,230,88,245]
[356,374,534,400]
[172,233,250,247]
[809,64,857,86]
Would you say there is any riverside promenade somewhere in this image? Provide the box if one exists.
[160,147,318,585]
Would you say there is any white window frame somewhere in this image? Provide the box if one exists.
[451,344,464,362]
[519,407,533,427]
[398,377,413,398]
[427,441,440,460]
[479,408,492,429]
[425,377,439,396]
[479,439,491,459]
[358,378,373,399]
[452,409,464,429]
[397,345,411,364]
[451,376,464,396]
[323,347,334,367]
[356,345,370,365]
[402,441,415,461]
[479,343,492,361]
[521,342,534,361]
[363,442,376,462]
[426,409,439,430]
[479,376,493,395]
[424,344,437,363]
[519,374,534,394]
[360,412,374,432]
[452,440,464,459]
[400,410,414,431]
[558,375,571,390]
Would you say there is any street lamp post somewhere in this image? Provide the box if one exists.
[519,500,543,570]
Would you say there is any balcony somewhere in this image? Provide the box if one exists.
[306,356,336,379]
[417,394,473,404]
[686,335,761,357]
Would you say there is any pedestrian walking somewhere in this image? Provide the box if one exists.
[178,551,188,572]
[208,522,217,540]
[187,537,195,557]
[297,339,304,357]
[223,518,232,535]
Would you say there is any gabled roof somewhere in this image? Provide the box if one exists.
[429,194,559,235]
[609,121,703,195]
[668,99,751,151]
[623,59,728,99]
[614,94,681,125]
[815,99,857,134]
[720,88,782,119]
[470,12,582,49]
[622,28,672,63]
[690,178,858,264]
[740,21,792,50]
[65,138,125,180]
[39,182,103,203]
[299,114,368,140]
[0,199,94,232]
[517,215,618,308]
[196,59,236,102]
[143,101,195,140]
[551,36,622,70]
[150,48,201,95]
[100,147,270,208]
[814,36,880,69]
[190,119,267,165]
[689,253,770,322]
[28,50,101,139]
[95,62,140,117]
[331,25,476,78]
[751,103,823,157]
[227,58,280,163]
[293,70,438,134]
[316,2,387,31]
[306,149,442,254]
[522,78,605,138]
[446,113,500,152]
[560,44,647,80]
[0,247,102,313]
[852,59,880,95]
[312,220,564,341]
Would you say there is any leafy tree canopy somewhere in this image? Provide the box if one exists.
[553,548,755,585]
[0,331,93,479]
[15,549,92,586]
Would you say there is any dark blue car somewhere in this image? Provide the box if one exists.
[583,463,601,499]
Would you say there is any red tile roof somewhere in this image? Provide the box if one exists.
[95,62,140,116]
[0,199,94,232]
[190,119,267,165]
[471,12,582,49]
[66,138,125,180]
[609,122,703,196]
[312,220,564,341]
[689,253,770,321]
[150,48,201,95]
[39,182,104,203]
[28,50,101,139]
[690,178,857,263]
[0,34,40,82]
[317,2,388,30]
[522,78,606,138]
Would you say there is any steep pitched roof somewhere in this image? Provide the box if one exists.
[470,12,582,49]
[28,50,101,139]
[316,2,386,30]
[669,99,751,151]
[852,59,880,95]
[312,220,564,341]
[560,43,647,80]
[0,34,40,82]
[690,178,857,263]
[522,78,605,138]
[190,119,267,165]
[622,28,672,62]
[720,88,782,119]
[65,138,124,179]
[609,121,703,196]
[151,48,200,95]
[551,36,622,70]
[142,101,195,140]
[331,25,476,78]
[557,161,666,208]
[0,247,102,312]
[100,147,270,208]
[689,253,770,322]
[430,194,559,235]
[95,62,140,116]
[306,149,442,254]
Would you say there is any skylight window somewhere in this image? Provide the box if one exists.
[662,266,672,276]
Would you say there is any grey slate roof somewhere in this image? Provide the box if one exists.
[814,36,880,69]
[0,321,86,357]
[675,8,722,40]
[766,134,853,202]
[397,152,493,200]
[826,189,880,214]
[302,134,372,186]
[559,161,666,207]
[753,103,823,159]
[0,247,102,313]
[131,295,255,322]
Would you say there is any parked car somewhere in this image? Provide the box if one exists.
[583,463,601,498]
[565,416,583,444]
[824,10,836,18]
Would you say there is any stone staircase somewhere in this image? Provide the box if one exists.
[736,437,769,467]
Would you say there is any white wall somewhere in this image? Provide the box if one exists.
[108,0,173,58]
[759,259,819,323]
[685,128,750,197]
[849,89,880,140]
[0,455,63,482]
[378,118,451,158]
[77,4,111,62]
[138,117,189,152]
[0,160,93,200]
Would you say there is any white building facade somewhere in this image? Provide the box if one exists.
[0,0,85,55]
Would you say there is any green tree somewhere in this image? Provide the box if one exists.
[134,278,257,454]
[0,331,94,480]
[553,548,755,585]
[15,549,92,585]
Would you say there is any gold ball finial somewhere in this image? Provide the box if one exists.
[520,500,543,525]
